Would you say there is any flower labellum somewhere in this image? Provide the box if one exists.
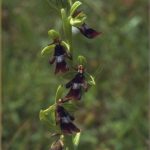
[56,105,80,134]
[78,23,101,39]
[49,44,71,74]
[65,65,88,100]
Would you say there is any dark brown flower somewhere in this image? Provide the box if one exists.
[49,44,71,74]
[65,65,88,100]
[56,105,80,134]
[78,23,101,39]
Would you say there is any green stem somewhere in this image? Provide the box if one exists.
[61,7,75,150]
[61,8,73,63]
[64,135,75,150]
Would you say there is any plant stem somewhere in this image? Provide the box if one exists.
[64,135,75,150]
[61,8,73,64]
[61,6,75,150]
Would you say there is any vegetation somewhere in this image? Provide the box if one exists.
[2,0,148,149]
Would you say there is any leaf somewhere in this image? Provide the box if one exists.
[55,85,64,102]
[61,41,70,52]
[39,105,60,132]
[77,55,87,65]
[85,73,96,86]
[41,44,55,56]
[70,1,82,16]
[73,133,81,150]
[48,29,60,40]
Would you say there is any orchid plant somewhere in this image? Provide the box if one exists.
[39,0,101,149]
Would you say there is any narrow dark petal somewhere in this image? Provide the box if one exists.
[72,10,82,18]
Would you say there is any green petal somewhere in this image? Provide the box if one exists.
[61,41,70,52]
[85,72,96,86]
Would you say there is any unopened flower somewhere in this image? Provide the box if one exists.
[49,43,72,74]
[55,105,80,134]
[65,65,88,100]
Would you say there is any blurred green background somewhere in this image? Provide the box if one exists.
[2,0,149,149]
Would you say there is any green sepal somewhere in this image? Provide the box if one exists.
[39,105,60,133]
[73,133,81,150]
[55,85,64,102]
[77,55,87,65]
[48,29,60,40]
[41,44,55,56]
[61,41,70,52]
[70,1,82,16]
[85,72,96,86]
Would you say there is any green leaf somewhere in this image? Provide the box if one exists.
[48,29,60,40]
[73,133,81,150]
[55,85,64,102]
[61,41,70,52]
[39,105,60,132]
[70,1,82,16]
[41,44,55,56]
[77,55,87,65]
[85,73,96,86]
